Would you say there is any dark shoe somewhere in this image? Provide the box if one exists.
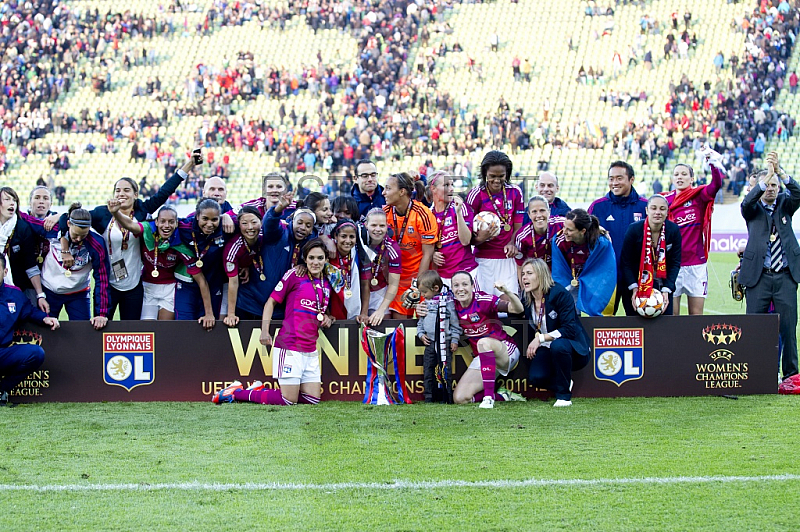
[0,391,16,408]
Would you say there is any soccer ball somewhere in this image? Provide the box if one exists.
[635,290,665,318]
[473,211,502,237]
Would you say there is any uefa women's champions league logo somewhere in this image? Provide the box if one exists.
[696,324,749,390]
[12,329,43,346]
[702,324,742,361]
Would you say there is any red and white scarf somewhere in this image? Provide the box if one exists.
[638,218,667,297]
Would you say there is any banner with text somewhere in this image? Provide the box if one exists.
[9,315,778,402]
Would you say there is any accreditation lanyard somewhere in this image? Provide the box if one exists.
[391,201,413,246]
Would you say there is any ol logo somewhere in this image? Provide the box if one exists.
[593,328,644,387]
[103,333,155,391]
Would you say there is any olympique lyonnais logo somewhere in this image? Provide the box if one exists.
[103,333,155,391]
[594,328,644,387]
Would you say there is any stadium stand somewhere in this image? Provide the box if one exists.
[0,0,797,207]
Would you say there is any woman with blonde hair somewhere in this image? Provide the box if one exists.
[520,258,590,407]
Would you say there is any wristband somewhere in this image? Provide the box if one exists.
[37,292,46,299]
[537,333,545,343]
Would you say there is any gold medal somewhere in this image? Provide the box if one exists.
[151,270,160,278]
[436,242,442,249]
[344,289,352,298]
[371,278,379,286]
[504,223,512,232]
[196,259,204,268]
[64,270,72,277]
[770,234,777,242]
[37,256,43,264]
[317,313,325,322]
[260,273,266,281]
[570,278,579,287]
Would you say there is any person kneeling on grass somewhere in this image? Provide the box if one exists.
[520,258,590,407]
[416,270,461,403]
[421,270,526,408]
[213,239,333,405]
[0,253,60,407]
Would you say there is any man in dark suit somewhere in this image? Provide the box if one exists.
[740,151,800,380]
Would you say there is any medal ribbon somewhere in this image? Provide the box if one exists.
[2,225,15,255]
[338,250,352,291]
[371,240,386,282]
[569,244,579,284]
[532,298,546,333]
[533,228,550,262]
[435,202,455,246]
[308,273,328,315]
[191,230,213,264]
[482,186,510,226]
[243,237,264,276]
[290,243,301,267]
[107,215,131,257]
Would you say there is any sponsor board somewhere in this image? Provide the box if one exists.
[9,316,778,402]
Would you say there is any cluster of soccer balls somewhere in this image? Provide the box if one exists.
[635,290,665,318]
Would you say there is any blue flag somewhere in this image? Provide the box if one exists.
[552,235,617,316]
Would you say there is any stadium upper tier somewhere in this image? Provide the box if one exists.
[1,0,797,208]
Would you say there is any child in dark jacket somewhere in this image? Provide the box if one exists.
[416,271,461,403]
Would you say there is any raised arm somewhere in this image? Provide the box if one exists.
[139,150,198,213]
[108,199,143,235]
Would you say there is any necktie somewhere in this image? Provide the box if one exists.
[770,215,783,271]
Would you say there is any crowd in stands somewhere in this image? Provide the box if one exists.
[1,0,799,207]
[611,0,798,189]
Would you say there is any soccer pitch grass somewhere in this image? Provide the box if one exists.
[4,252,797,530]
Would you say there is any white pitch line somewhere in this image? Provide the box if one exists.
[1,474,798,492]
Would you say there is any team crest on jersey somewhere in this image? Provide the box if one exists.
[633,213,643,222]
[408,227,415,234]
[469,312,480,323]
[103,333,155,391]
[7,302,16,313]
[683,201,693,207]
[594,328,644,387]
[445,217,454,226]
[226,262,235,272]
